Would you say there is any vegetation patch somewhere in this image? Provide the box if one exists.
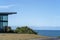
[0,26,37,34]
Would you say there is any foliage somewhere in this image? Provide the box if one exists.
[15,26,37,34]
[0,26,37,34]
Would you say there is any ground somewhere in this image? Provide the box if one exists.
[0,34,47,40]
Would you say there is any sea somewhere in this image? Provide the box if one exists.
[35,30,60,37]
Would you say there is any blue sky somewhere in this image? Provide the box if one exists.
[0,0,60,30]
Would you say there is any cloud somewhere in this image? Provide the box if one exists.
[0,5,15,9]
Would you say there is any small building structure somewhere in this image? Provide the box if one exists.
[0,12,16,29]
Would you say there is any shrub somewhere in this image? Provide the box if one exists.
[15,26,37,34]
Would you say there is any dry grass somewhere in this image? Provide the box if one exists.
[0,34,47,40]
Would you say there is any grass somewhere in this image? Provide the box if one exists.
[0,33,47,40]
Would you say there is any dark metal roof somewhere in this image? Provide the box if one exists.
[0,12,17,15]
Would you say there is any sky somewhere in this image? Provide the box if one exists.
[0,0,60,30]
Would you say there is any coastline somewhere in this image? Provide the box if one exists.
[0,33,59,40]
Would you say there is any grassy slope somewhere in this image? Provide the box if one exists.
[0,34,47,40]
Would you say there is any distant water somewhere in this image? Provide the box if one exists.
[35,30,60,37]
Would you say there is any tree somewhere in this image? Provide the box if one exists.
[15,26,37,34]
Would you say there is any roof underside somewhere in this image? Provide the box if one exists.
[0,12,16,15]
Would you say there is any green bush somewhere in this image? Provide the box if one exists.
[15,26,37,34]
[0,26,37,34]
